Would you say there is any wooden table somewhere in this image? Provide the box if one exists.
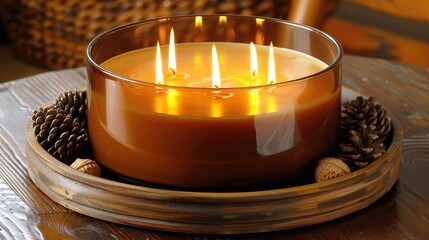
[0,55,428,239]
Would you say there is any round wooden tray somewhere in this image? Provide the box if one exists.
[25,89,402,234]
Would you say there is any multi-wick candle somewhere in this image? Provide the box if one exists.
[86,15,342,189]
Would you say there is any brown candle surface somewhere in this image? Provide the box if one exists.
[89,42,341,189]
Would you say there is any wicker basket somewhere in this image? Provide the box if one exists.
[1,0,289,69]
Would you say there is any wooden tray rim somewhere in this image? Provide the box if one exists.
[25,88,403,233]
[25,92,403,200]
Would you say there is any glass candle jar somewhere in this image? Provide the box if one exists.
[86,15,342,190]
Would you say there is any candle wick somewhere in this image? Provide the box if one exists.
[169,68,176,75]
[252,70,256,77]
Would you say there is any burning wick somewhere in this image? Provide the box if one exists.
[168,28,177,74]
[155,41,164,85]
[169,67,176,75]
[250,42,258,78]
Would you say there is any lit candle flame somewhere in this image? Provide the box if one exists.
[156,41,164,84]
[268,42,276,84]
[168,28,176,74]
[212,44,221,88]
[219,16,227,25]
[250,42,258,77]
[256,18,265,27]
[195,16,203,29]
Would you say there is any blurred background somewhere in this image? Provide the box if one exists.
[1,0,428,83]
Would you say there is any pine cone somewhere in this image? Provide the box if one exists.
[372,104,392,143]
[338,124,386,168]
[32,106,63,144]
[338,96,392,168]
[32,90,89,164]
[341,96,373,137]
[54,89,87,122]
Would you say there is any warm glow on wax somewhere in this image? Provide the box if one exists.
[268,42,276,84]
[211,44,221,88]
[156,41,164,84]
[168,28,176,73]
[249,89,260,115]
[250,42,258,77]
[167,89,179,115]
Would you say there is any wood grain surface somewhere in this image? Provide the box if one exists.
[0,55,429,239]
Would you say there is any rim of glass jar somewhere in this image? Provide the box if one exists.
[86,14,343,91]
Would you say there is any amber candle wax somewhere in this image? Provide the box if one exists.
[87,16,342,189]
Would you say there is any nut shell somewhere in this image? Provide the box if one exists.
[315,157,351,182]
[70,158,101,177]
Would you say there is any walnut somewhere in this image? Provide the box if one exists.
[70,158,101,177]
[315,157,351,182]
